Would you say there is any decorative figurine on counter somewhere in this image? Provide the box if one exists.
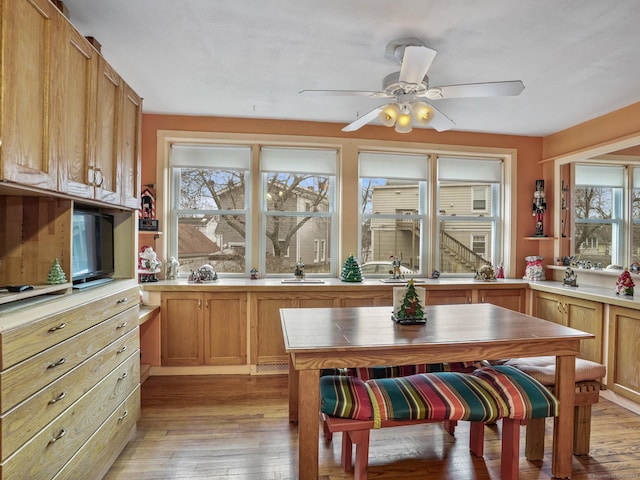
[188,264,218,283]
[523,256,545,281]
[532,179,547,237]
[294,259,305,279]
[250,268,260,280]
[615,268,635,296]
[495,262,505,279]
[46,258,67,284]
[392,279,426,324]
[430,270,440,279]
[563,267,578,287]
[475,263,497,282]
[390,253,404,279]
[138,245,162,282]
[166,256,180,280]
[340,254,363,282]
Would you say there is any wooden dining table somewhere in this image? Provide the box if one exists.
[280,303,595,479]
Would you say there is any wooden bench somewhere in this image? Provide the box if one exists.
[320,366,559,480]
[499,357,606,459]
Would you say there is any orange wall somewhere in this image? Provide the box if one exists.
[141,114,545,277]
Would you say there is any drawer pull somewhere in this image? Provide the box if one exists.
[48,323,67,332]
[116,322,128,329]
[117,345,128,354]
[118,410,129,421]
[49,428,67,444]
[118,372,128,381]
[47,358,67,369]
[117,297,128,304]
[48,391,67,405]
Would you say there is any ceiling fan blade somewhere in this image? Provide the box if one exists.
[426,80,525,99]
[426,104,455,132]
[399,46,437,84]
[342,106,385,132]
[299,89,392,98]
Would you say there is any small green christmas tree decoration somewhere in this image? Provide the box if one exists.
[393,279,426,324]
[340,253,363,282]
[46,259,67,285]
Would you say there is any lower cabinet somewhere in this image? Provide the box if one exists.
[0,281,140,480]
[161,292,247,366]
[608,306,640,403]
[532,290,603,363]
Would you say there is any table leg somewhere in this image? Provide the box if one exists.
[552,354,576,478]
[288,355,299,423]
[298,369,320,480]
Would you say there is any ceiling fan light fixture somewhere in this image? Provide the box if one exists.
[378,103,400,127]
[411,102,434,126]
[394,112,413,133]
[426,88,443,100]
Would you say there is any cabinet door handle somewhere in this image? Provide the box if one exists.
[557,301,562,312]
[117,297,128,304]
[205,300,209,309]
[47,358,67,369]
[481,297,485,303]
[117,345,127,354]
[94,167,103,186]
[49,428,67,444]
[198,300,202,309]
[88,166,95,184]
[48,391,67,405]
[468,297,472,303]
[118,410,129,422]
[116,322,127,329]
[562,303,568,314]
[117,372,128,381]
[48,323,67,332]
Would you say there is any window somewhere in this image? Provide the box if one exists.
[359,152,427,274]
[437,157,503,275]
[573,164,624,267]
[169,144,251,275]
[633,167,640,263]
[261,147,337,275]
[471,187,488,212]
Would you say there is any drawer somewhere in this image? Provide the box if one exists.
[0,286,139,369]
[0,353,139,480]
[52,387,140,480]
[0,306,138,413]
[0,328,139,460]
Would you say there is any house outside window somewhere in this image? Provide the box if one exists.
[261,147,337,276]
[168,144,250,275]
[359,152,427,274]
[437,157,502,275]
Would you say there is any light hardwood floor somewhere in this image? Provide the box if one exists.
[104,375,640,480]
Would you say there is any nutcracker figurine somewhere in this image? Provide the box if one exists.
[532,179,547,237]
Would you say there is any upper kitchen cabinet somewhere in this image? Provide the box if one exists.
[93,57,122,205]
[120,82,142,209]
[53,16,98,199]
[0,0,57,190]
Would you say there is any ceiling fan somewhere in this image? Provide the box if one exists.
[300,38,525,133]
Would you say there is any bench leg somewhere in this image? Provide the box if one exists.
[341,431,353,471]
[573,404,592,455]
[469,421,485,457]
[501,419,522,480]
[443,419,457,435]
[349,430,370,480]
[525,417,545,461]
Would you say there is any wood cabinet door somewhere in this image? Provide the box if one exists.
[608,306,640,403]
[478,288,526,313]
[161,293,203,366]
[0,0,57,189]
[203,293,247,365]
[564,297,603,363]
[94,57,122,205]
[426,289,472,305]
[250,294,296,365]
[532,291,563,324]
[119,82,142,208]
[54,22,97,199]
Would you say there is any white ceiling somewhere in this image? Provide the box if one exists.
[62,0,640,137]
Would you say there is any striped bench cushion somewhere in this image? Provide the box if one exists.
[320,375,373,421]
[496,356,606,385]
[472,365,559,419]
[367,372,501,424]
[322,362,479,380]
